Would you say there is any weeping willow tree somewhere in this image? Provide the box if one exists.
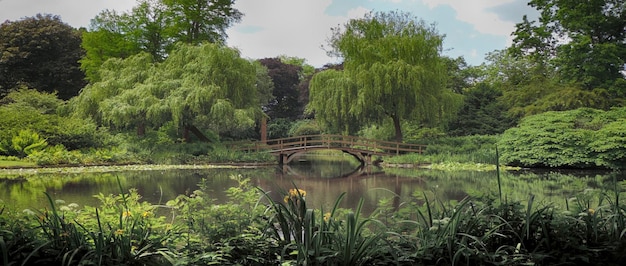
[70,53,155,126]
[310,11,462,142]
[70,43,264,141]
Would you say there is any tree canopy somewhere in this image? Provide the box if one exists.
[309,11,462,142]
[70,43,261,141]
[0,14,86,100]
[81,0,242,81]
[511,0,626,95]
[259,58,302,120]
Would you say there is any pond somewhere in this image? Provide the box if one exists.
[0,154,623,215]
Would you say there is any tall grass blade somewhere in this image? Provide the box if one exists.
[496,145,502,202]
[1,235,8,266]
[525,194,535,240]
[423,192,433,227]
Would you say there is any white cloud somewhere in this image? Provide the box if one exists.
[470,49,478,58]
[0,0,136,28]
[226,0,369,67]
[421,0,516,42]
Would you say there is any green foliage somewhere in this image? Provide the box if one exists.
[11,129,48,157]
[0,14,85,100]
[81,0,242,80]
[387,135,499,165]
[448,83,516,136]
[73,43,262,141]
[511,0,626,93]
[4,171,626,265]
[0,89,109,157]
[311,11,462,141]
[260,187,393,265]
[203,146,274,163]
[288,119,321,137]
[259,57,302,120]
[267,118,295,139]
[166,175,277,264]
[499,107,626,169]
[27,145,137,166]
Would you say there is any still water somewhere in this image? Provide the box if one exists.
[0,155,622,214]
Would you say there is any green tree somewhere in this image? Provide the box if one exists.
[81,0,242,81]
[80,11,143,82]
[0,14,86,100]
[72,43,261,142]
[259,57,302,120]
[310,11,461,142]
[510,0,626,95]
[447,83,515,136]
[162,0,242,44]
[483,49,614,119]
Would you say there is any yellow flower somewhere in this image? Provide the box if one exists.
[122,211,132,218]
[588,208,595,215]
[142,211,152,218]
[115,229,124,236]
[288,189,306,197]
[323,212,331,222]
[283,195,290,203]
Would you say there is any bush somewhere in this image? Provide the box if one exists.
[11,129,48,157]
[0,89,109,156]
[267,118,294,139]
[288,119,321,137]
[499,107,626,169]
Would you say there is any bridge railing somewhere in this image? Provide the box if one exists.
[226,134,426,155]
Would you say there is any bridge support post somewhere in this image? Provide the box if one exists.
[279,153,289,165]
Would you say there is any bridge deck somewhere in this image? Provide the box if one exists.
[228,134,426,156]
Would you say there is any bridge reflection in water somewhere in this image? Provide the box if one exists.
[281,164,387,179]
[273,158,421,214]
[231,134,426,166]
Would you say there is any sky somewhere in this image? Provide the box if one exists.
[0,0,538,67]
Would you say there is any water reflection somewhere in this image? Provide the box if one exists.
[0,155,623,216]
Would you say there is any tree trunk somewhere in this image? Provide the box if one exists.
[392,115,403,143]
[182,126,190,143]
[136,121,145,137]
[187,124,210,142]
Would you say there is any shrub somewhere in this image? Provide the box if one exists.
[499,107,626,169]
[288,119,321,137]
[267,118,294,139]
[11,129,48,157]
[0,89,109,156]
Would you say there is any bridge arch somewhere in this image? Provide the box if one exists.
[227,134,426,166]
[278,147,370,165]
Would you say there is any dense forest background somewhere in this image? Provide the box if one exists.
[0,0,624,168]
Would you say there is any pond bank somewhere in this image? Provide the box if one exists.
[0,163,274,176]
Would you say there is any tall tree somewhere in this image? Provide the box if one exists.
[309,11,461,142]
[259,58,301,120]
[71,43,261,141]
[81,0,242,81]
[80,9,144,82]
[511,0,626,95]
[0,14,86,100]
[447,83,516,136]
[163,0,242,44]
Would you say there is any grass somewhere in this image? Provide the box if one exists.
[0,159,37,168]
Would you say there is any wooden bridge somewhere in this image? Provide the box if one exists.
[229,134,426,166]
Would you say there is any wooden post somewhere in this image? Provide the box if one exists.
[260,116,267,144]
